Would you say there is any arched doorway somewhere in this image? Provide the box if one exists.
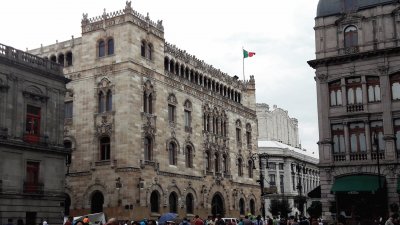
[211,193,225,217]
[65,194,71,216]
[91,191,104,213]
[169,192,178,213]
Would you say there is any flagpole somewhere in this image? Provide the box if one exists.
[242,47,245,81]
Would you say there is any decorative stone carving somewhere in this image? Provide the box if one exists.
[96,115,113,136]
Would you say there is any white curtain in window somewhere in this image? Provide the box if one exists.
[348,89,354,104]
[355,87,363,103]
[392,82,400,100]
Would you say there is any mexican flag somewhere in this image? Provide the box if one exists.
[243,49,256,58]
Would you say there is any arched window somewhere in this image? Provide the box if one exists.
[98,91,105,113]
[239,198,245,215]
[143,81,154,114]
[147,44,152,60]
[141,41,146,57]
[98,40,105,57]
[144,137,153,161]
[250,199,255,215]
[91,191,104,213]
[100,136,110,160]
[236,120,242,144]
[184,100,192,131]
[164,57,169,71]
[66,52,73,66]
[169,142,177,165]
[58,53,64,66]
[106,90,112,111]
[186,193,194,214]
[246,123,252,147]
[344,26,358,48]
[238,158,243,177]
[150,191,159,213]
[50,55,56,62]
[168,94,177,123]
[186,146,193,168]
[107,38,114,55]
[169,192,178,213]
[248,160,253,178]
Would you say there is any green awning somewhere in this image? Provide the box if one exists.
[331,175,385,193]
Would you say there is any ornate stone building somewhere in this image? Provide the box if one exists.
[257,103,300,148]
[257,103,319,217]
[29,2,260,219]
[308,0,400,221]
[0,44,68,225]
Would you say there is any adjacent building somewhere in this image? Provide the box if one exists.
[0,44,68,225]
[256,103,319,217]
[29,2,260,219]
[308,0,400,221]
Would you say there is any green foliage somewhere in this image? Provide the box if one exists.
[307,201,322,218]
[269,199,292,218]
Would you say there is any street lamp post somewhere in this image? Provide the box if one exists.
[372,132,382,190]
[253,153,269,220]
[293,161,306,216]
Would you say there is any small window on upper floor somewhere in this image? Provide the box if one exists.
[66,52,73,66]
[329,80,342,106]
[147,44,152,60]
[141,41,146,57]
[98,40,105,57]
[107,39,114,55]
[367,76,381,102]
[344,26,358,48]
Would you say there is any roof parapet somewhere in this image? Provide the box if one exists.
[164,42,245,89]
[81,1,164,37]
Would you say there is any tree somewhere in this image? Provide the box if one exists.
[269,199,292,218]
[307,201,322,218]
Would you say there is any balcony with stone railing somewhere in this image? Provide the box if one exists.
[333,153,346,162]
[350,152,368,161]
[347,103,364,112]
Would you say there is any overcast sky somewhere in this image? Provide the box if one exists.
[1,0,320,157]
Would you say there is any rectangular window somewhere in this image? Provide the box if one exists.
[395,120,400,152]
[279,163,284,170]
[168,105,175,123]
[371,121,384,151]
[347,77,362,104]
[349,122,366,152]
[246,131,251,145]
[367,77,381,102]
[236,128,241,143]
[268,162,276,170]
[391,75,400,100]
[292,175,296,191]
[269,174,276,186]
[65,101,73,119]
[25,161,40,193]
[329,80,342,106]
[332,124,345,153]
[184,110,191,127]
[280,175,284,193]
[26,105,41,141]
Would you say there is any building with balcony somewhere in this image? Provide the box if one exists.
[28,2,260,219]
[308,0,400,221]
[0,44,68,225]
[257,103,319,217]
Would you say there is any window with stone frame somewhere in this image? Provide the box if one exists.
[332,124,346,154]
[168,141,177,165]
[144,136,153,161]
[344,25,358,48]
[107,38,114,55]
[66,52,73,66]
[186,145,193,168]
[65,101,73,119]
[64,141,72,166]
[394,119,400,152]
[150,191,160,213]
[98,40,105,57]
[346,77,362,105]
[100,136,111,161]
[168,94,177,124]
[391,74,400,100]
[238,158,243,177]
[349,122,366,152]
[370,121,384,151]
[222,154,228,174]
[98,90,112,113]
[147,43,153,60]
[205,151,211,171]
[367,76,381,102]
[141,40,146,57]
[248,160,253,178]
[246,123,252,147]
[329,80,342,106]
[106,90,112,111]
[25,105,41,142]
[239,198,245,215]
[184,100,192,132]
[214,153,220,173]
[269,174,276,186]
[236,119,242,144]
[143,80,154,114]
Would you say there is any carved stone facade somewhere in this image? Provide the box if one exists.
[309,0,400,221]
[256,103,299,148]
[0,44,68,225]
[29,2,259,220]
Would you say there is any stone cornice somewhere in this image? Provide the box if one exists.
[158,171,203,180]
[308,46,400,69]
[0,138,68,155]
